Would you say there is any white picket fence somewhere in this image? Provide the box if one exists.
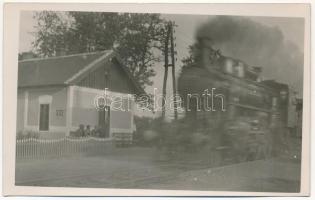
[16,137,114,160]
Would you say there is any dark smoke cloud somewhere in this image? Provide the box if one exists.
[196,16,304,95]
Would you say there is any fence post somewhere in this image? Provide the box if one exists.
[16,136,115,161]
[22,138,25,159]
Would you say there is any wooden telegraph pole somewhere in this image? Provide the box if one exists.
[161,21,178,120]
[170,22,178,120]
[161,23,170,119]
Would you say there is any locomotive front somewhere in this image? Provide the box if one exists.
[178,37,283,162]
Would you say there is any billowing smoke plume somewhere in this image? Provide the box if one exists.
[196,16,304,95]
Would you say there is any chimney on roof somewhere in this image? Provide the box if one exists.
[235,61,245,78]
[251,66,263,82]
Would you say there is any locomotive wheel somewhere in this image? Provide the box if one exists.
[236,153,247,163]
[255,146,263,160]
[247,151,258,161]
[257,142,271,160]
[263,143,272,160]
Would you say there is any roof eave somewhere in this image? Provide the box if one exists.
[18,83,68,89]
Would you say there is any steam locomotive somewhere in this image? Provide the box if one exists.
[177,37,297,162]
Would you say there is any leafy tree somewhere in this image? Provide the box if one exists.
[32,11,167,88]
[181,45,197,68]
[33,11,74,56]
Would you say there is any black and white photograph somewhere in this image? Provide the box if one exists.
[2,3,311,196]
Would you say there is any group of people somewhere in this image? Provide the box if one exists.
[71,124,110,138]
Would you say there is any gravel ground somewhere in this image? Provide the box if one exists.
[15,146,301,192]
[140,157,301,192]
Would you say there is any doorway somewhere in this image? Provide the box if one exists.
[39,104,49,131]
[98,106,110,138]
